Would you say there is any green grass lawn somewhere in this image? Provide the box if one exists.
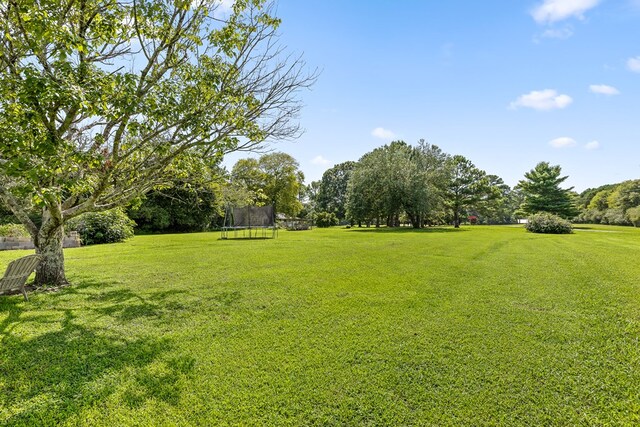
[1,225,639,426]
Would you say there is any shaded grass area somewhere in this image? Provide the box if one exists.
[1,225,639,425]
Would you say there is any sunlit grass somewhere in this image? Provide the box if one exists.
[1,224,639,425]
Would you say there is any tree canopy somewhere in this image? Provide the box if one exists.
[231,152,304,217]
[445,155,495,228]
[346,141,450,228]
[576,179,640,225]
[316,161,356,221]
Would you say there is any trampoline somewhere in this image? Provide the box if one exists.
[221,205,277,239]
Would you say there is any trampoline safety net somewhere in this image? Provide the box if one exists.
[221,205,277,239]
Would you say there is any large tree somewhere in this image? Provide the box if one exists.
[231,152,304,217]
[0,0,314,285]
[316,161,356,220]
[346,142,408,227]
[471,175,515,224]
[346,140,447,228]
[229,158,266,204]
[402,141,448,228]
[517,162,578,219]
[445,155,493,228]
[258,152,304,217]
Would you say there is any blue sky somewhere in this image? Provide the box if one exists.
[225,0,640,192]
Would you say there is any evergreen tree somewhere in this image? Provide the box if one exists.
[517,162,578,219]
[445,155,492,228]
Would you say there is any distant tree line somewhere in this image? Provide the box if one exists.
[575,179,640,226]
[308,140,519,228]
[128,152,306,233]
[3,144,637,235]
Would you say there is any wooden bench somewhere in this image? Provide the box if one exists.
[0,254,42,301]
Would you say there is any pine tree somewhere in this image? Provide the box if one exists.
[517,162,578,219]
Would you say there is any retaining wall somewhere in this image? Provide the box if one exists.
[0,232,81,251]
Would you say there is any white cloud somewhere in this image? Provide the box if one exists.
[585,140,600,150]
[531,0,600,24]
[510,89,573,111]
[549,137,577,148]
[533,26,573,43]
[627,57,640,73]
[540,26,574,40]
[589,84,620,95]
[371,127,396,140]
[311,155,330,166]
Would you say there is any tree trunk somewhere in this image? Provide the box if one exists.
[454,210,460,228]
[34,215,68,286]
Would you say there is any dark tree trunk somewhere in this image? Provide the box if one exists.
[34,214,68,286]
[454,210,460,228]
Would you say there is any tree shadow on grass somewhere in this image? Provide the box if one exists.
[346,226,466,234]
[0,279,197,426]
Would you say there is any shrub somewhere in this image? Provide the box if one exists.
[525,212,573,234]
[66,208,135,245]
[602,208,628,225]
[575,208,604,224]
[315,211,338,228]
[627,206,640,227]
[0,223,30,238]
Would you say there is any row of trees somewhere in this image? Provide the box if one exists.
[0,150,307,235]
[51,150,637,235]
[5,138,633,230]
[576,180,640,226]
[309,151,639,229]
[126,152,306,232]
[122,143,518,231]
[308,140,518,228]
